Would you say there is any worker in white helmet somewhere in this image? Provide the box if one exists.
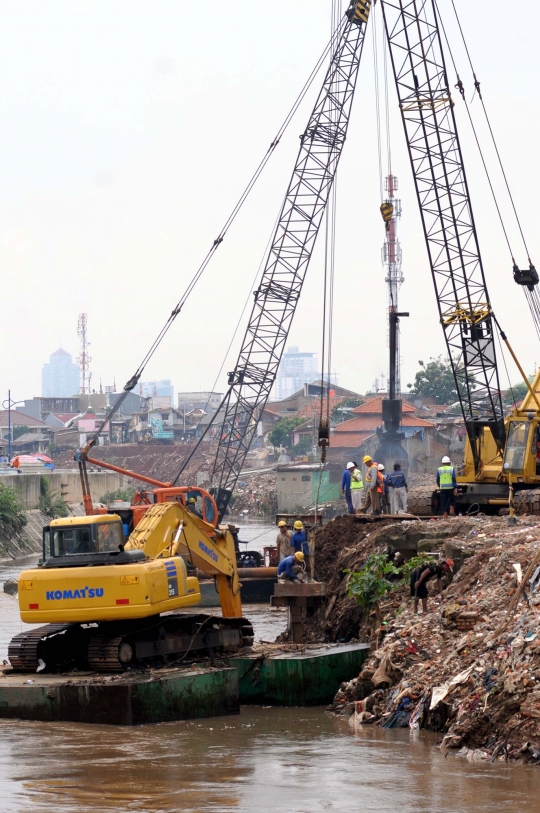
[437,455,457,518]
[377,464,390,514]
[341,462,356,514]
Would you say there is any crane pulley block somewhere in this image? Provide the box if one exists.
[348,0,372,25]
[380,201,394,223]
[513,263,539,292]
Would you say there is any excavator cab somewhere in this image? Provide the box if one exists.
[503,417,540,481]
[41,515,146,570]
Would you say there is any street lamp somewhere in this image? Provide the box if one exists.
[2,391,25,462]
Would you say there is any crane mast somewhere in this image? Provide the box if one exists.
[380,0,506,471]
[210,1,372,519]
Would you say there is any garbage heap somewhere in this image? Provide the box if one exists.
[309,514,473,642]
[326,515,540,764]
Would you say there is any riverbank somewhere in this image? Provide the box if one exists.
[315,514,540,764]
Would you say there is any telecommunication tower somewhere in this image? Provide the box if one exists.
[375,175,408,468]
[77,313,92,395]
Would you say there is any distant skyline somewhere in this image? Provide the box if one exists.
[41,348,80,398]
[1,2,539,403]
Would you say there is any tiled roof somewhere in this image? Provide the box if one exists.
[330,430,374,448]
[352,397,416,414]
[333,413,435,434]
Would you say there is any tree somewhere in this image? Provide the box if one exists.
[0,483,27,537]
[407,356,469,404]
[12,425,30,440]
[331,397,364,423]
[267,416,304,450]
[504,378,534,405]
[39,475,69,519]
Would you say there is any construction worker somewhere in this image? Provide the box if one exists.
[410,558,454,614]
[277,551,306,582]
[350,461,364,514]
[290,519,311,576]
[276,520,293,561]
[378,464,390,514]
[341,462,355,514]
[186,496,202,518]
[437,455,457,518]
[363,455,381,515]
[387,463,408,513]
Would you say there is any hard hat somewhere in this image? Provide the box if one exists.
[346,461,355,469]
[363,455,372,464]
[378,464,385,471]
[294,520,304,530]
[187,497,196,504]
[278,520,287,527]
[444,558,454,572]
[442,455,451,464]
[294,551,305,561]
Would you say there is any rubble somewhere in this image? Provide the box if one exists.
[53,444,277,516]
[322,514,540,764]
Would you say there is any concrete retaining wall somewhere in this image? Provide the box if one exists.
[0,470,123,510]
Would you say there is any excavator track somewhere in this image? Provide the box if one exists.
[9,614,254,674]
[514,490,540,515]
[86,614,255,672]
[8,623,78,672]
[406,486,436,517]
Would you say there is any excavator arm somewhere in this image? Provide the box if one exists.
[125,501,242,617]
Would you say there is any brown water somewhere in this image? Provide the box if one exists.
[1,537,540,812]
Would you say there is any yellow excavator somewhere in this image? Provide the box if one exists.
[9,494,253,672]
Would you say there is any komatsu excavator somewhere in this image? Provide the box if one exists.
[9,491,254,672]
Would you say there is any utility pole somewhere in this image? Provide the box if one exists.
[77,313,92,395]
[375,175,408,469]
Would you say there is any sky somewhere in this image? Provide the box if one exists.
[1,0,539,404]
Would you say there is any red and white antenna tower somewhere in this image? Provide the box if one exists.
[77,313,92,394]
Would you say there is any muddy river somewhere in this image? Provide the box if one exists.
[0,522,539,812]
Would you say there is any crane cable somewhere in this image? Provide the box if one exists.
[314,0,341,528]
[434,1,540,340]
[79,20,348,455]
[449,0,532,264]
[434,1,515,264]
[172,207,284,484]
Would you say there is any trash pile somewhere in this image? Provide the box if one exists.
[230,471,277,517]
[326,515,540,764]
[309,514,472,642]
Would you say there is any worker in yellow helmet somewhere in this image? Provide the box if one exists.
[291,520,311,578]
[363,455,381,515]
[277,551,306,582]
[276,520,293,562]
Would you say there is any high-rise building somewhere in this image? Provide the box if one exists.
[140,379,174,400]
[41,349,80,398]
[275,346,320,401]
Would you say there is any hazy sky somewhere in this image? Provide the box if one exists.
[1,1,539,403]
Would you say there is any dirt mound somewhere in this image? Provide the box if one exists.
[327,515,540,764]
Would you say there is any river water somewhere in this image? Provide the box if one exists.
[0,520,539,812]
